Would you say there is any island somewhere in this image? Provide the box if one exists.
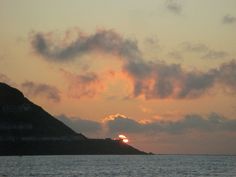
[0,82,147,155]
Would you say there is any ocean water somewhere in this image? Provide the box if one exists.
[0,155,235,177]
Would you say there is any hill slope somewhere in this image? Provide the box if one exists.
[0,82,85,138]
[0,83,146,155]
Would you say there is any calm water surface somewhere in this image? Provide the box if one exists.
[0,155,235,177]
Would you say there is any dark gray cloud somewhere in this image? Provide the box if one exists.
[127,60,236,99]
[105,114,236,135]
[126,61,182,99]
[56,113,236,137]
[106,115,144,134]
[31,30,141,62]
[222,15,236,24]
[177,70,217,98]
[57,114,102,137]
[126,61,215,99]
[165,0,182,14]
[56,113,236,154]
[30,29,236,99]
[21,81,60,102]
[218,60,236,91]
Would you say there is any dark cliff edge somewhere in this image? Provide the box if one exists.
[0,83,147,155]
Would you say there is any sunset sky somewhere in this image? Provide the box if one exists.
[1,0,236,154]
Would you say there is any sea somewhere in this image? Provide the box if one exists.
[0,155,235,177]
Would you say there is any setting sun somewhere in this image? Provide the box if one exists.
[118,134,129,143]
[122,139,129,143]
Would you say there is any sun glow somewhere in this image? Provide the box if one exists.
[118,134,129,143]
[118,135,127,139]
[122,139,129,143]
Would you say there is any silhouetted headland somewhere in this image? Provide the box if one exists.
[0,82,147,155]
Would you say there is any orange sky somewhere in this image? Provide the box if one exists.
[1,0,236,154]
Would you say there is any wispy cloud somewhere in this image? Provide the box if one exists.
[0,75,60,102]
[168,51,183,60]
[202,50,228,60]
[182,42,208,53]
[60,69,104,99]
[222,14,236,24]
[165,0,182,14]
[182,42,229,60]
[144,36,160,47]
[57,114,102,138]
[21,81,61,102]
[0,73,12,84]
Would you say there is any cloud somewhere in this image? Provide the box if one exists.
[105,114,144,134]
[168,51,183,60]
[30,29,236,99]
[57,114,102,138]
[56,113,236,137]
[144,37,159,46]
[0,75,61,102]
[177,70,217,98]
[182,42,228,59]
[141,59,236,99]
[0,52,6,61]
[0,73,17,87]
[182,42,208,53]
[218,60,236,91]
[21,81,60,102]
[104,113,236,135]
[125,60,225,99]
[202,50,228,60]
[144,36,160,50]
[0,73,12,84]
[30,29,141,62]
[56,113,236,154]
[165,0,182,14]
[222,15,236,24]
[60,69,104,99]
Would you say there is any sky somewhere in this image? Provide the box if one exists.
[0,0,236,154]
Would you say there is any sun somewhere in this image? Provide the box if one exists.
[122,139,129,143]
[118,134,129,143]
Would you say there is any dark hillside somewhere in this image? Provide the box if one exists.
[0,83,147,155]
